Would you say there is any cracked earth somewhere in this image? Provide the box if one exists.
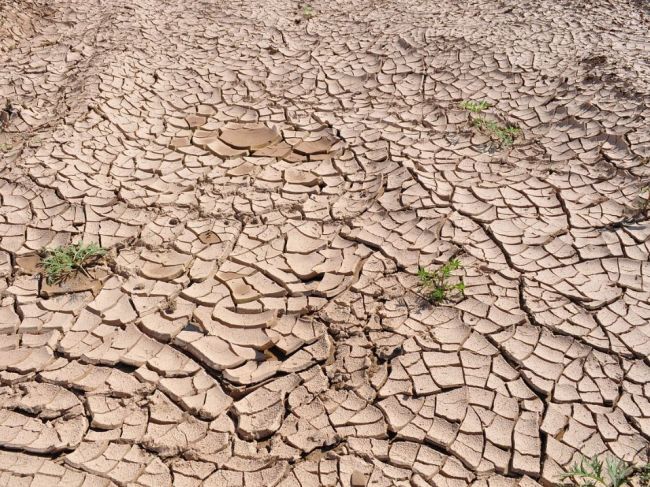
[1,0,650,485]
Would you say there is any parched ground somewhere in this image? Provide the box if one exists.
[0,0,649,485]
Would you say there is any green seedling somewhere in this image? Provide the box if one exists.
[460,100,491,113]
[472,117,521,146]
[639,463,650,487]
[302,4,315,18]
[0,143,12,152]
[42,242,106,284]
[417,258,465,303]
[559,455,641,487]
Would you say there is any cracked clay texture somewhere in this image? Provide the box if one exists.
[0,0,649,485]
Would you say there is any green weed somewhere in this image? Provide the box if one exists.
[472,117,520,147]
[302,4,315,18]
[417,258,465,303]
[42,242,106,284]
[639,463,650,487]
[559,455,648,487]
[460,100,491,113]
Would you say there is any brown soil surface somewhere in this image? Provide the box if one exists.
[0,0,649,485]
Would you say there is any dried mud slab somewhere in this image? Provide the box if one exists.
[0,0,649,484]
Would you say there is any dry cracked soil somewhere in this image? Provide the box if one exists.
[0,0,650,485]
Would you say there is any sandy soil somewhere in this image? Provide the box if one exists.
[0,0,649,485]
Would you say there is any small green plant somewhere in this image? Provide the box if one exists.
[417,258,465,303]
[460,100,491,113]
[639,463,650,487]
[472,117,521,147]
[42,242,106,284]
[0,143,12,152]
[559,456,644,487]
[302,4,315,18]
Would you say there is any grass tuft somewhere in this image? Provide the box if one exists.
[559,455,649,487]
[472,117,520,146]
[42,242,106,284]
[417,258,465,303]
[460,100,491,113]
[302,4,315,18]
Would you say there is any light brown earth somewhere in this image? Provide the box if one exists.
[0,0,649,485]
